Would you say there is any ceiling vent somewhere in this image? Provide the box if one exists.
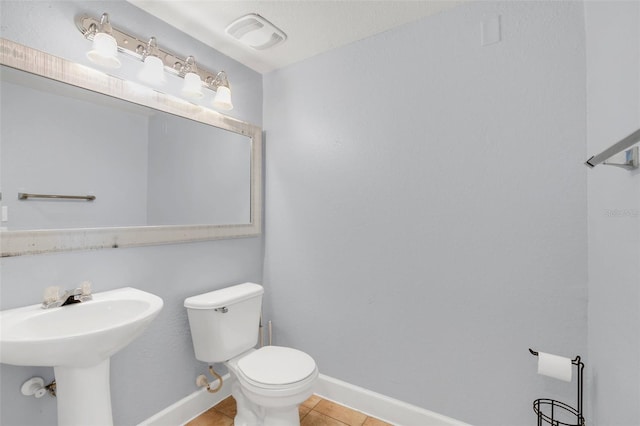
[225,14,287,50]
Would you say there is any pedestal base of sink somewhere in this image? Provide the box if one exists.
[54,359,113,426]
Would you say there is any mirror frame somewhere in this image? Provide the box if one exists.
[0,39,262,257]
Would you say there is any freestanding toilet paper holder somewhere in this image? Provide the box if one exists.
[529,348,585,426]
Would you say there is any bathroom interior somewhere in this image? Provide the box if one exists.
[0,0,638,425]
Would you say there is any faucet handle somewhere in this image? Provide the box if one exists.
[43,286,60,304]
[80,281,92,296]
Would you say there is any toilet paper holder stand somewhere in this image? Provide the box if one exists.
[529,348,585,426]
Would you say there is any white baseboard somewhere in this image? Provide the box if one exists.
[137,374,232,426]
[314,374,469,426]
[138,373,469,426]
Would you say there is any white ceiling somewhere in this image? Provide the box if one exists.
[127,1,462,74]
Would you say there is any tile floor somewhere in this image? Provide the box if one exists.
[186,394,394,426]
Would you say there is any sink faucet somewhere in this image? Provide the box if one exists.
[42,282,93,309]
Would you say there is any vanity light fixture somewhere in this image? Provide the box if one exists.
[77,13,233,110]
[177,56,204,99]
[136,37,166,86]
[85,13,121,69]
[209,71,233,111]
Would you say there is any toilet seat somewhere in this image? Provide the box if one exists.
[235,346,318,391]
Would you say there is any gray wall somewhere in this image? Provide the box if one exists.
[0,1,263,425]
[263,2,588,425]
[585,2,640,425]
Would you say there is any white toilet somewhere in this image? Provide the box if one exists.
[184,283,319,426]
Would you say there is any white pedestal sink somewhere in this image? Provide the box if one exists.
[0,287,163,426]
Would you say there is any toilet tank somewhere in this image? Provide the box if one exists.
[184,283,264,363]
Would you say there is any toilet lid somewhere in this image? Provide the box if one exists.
[237,346,316,386]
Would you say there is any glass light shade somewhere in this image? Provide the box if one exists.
[137,55,166,86]
[181,72,204,99]
[213,86,233,110]
[86,32,121,69]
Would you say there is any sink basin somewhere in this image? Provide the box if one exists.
[1,287,163,367]
[0,287,163,426]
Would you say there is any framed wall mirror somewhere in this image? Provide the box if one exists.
[0,39,262,257]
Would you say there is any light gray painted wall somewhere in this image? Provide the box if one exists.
[263,2,587,424]
[585,2,640,425]
[0,1,263,425]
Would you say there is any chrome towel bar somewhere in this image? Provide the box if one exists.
[585,128,640,170]
[18,192,96,201]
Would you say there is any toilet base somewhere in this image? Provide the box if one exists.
[231,381,261,426]
[230,376,309,426]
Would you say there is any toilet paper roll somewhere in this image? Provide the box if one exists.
[537,352,572,382]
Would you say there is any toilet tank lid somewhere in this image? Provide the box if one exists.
[184,283,264,309]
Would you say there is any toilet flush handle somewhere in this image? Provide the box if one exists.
[214,307,228,313]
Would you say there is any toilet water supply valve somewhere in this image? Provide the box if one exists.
[21,377,56,398]
[197,366,223,393]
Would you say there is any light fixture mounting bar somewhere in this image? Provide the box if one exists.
[75,14,227,90]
